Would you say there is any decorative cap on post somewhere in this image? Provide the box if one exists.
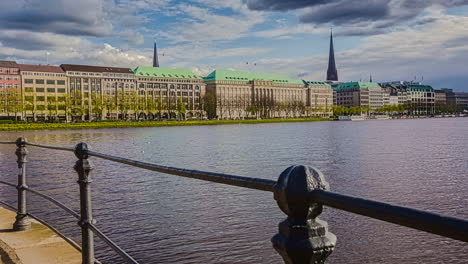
[272,165,336,264]
[74,142,89,160]
[15,137,27,147]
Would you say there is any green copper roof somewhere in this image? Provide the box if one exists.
[204,69,303,85]
[407,84,434,92]
[303,80,328,85]
[335,82,382,90]
[133,66,202,79]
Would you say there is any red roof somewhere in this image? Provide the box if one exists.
[19,64,64,73]
[0,60,19,68]
[60,64,133,73]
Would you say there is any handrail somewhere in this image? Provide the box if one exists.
[20,141,276,192]
[87,150,276,192]
[0,141,16,144]
[310,189,468,243]
[88,223,139,264]
[0,180,16,188]
[0,180,80,219]
[25,142,75,152]
[25,187,80,219]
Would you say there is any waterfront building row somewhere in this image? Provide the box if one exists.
[0,60,333,120]
[331,80,468,115]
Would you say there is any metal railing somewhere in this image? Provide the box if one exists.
[0,137,467,264]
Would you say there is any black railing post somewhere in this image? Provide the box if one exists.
[74,142,95,264]
[272,165,336,263]
[13,137,31,231]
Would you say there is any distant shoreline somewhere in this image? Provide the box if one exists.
[0,118,331,131]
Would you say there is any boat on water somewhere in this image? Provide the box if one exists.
[338,115,366,121]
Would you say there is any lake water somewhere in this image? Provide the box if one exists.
[0,118,467,263]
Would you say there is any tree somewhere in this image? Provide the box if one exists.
[176,98,186,120]
[202,93,216,119]
[91,94,105,120]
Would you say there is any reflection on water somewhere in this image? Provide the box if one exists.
[0,118,467,263]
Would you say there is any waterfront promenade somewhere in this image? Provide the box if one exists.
[0,207,80,264]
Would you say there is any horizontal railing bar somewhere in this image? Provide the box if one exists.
[0,180,80,220]
[0,141,16,144]
[88,223,139,264]
[87,150,276,192]
[311,190,468,243]
[25,187,80,219]
[0,180,17,188]
[25,142,75,152]
[0,200,82,252]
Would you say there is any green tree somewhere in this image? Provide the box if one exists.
[176,98,187,120]
[202,93,216,119]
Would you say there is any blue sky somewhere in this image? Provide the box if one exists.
[0,0,467,91]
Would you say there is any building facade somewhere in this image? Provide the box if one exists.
[407,84,435,115]
[454,92,468,109]
[60,64,135,120]
[204,70,331,119]
[333,82,385,110]
[434,89,447,105]
[19,64,67,121]
[0,61,21,119]
[133,66,205,119]
[303,80,333,116]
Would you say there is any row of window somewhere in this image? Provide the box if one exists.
[24,88,66,93]
[24,79,66,85]
[22,72,65,77]
[0,76,20,81]
[138,78,202,83]
[138,83,201,90]
[0,84,20,88]
[0,68,19,74]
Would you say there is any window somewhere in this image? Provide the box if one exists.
[58,88,66,93]
[47,80,55,85]
[25,88,34,92]
[57,80,65,85]
[36,88,45,93]
[36,79,45,84]
[36,96,45,101]
[25,79,33,84]
[47,88,55,93]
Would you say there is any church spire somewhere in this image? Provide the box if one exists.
[370,73,373,83]
[153,40,160,67]
[326,28,338,81]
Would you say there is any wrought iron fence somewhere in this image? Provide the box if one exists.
[0,137,467,264]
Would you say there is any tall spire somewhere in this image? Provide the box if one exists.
[153,40,160,67]
[326,28,338,81]
[370,73,372,83]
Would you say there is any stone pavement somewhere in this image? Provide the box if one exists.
[0,206,81,264]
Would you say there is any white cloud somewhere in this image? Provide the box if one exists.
[160,3,265,43]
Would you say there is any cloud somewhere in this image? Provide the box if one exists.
[0,0,114,37]
[160,3,265,42]
[247,0,468,35]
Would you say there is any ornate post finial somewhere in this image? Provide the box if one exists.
[272,165,336,264]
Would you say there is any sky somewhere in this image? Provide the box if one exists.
[0,0,467,91]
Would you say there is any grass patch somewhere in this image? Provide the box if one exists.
[0,118,331,131]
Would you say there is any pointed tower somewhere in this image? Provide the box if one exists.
[326,29,338,81]
[153,40,160,67]
[370,74,373,83]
